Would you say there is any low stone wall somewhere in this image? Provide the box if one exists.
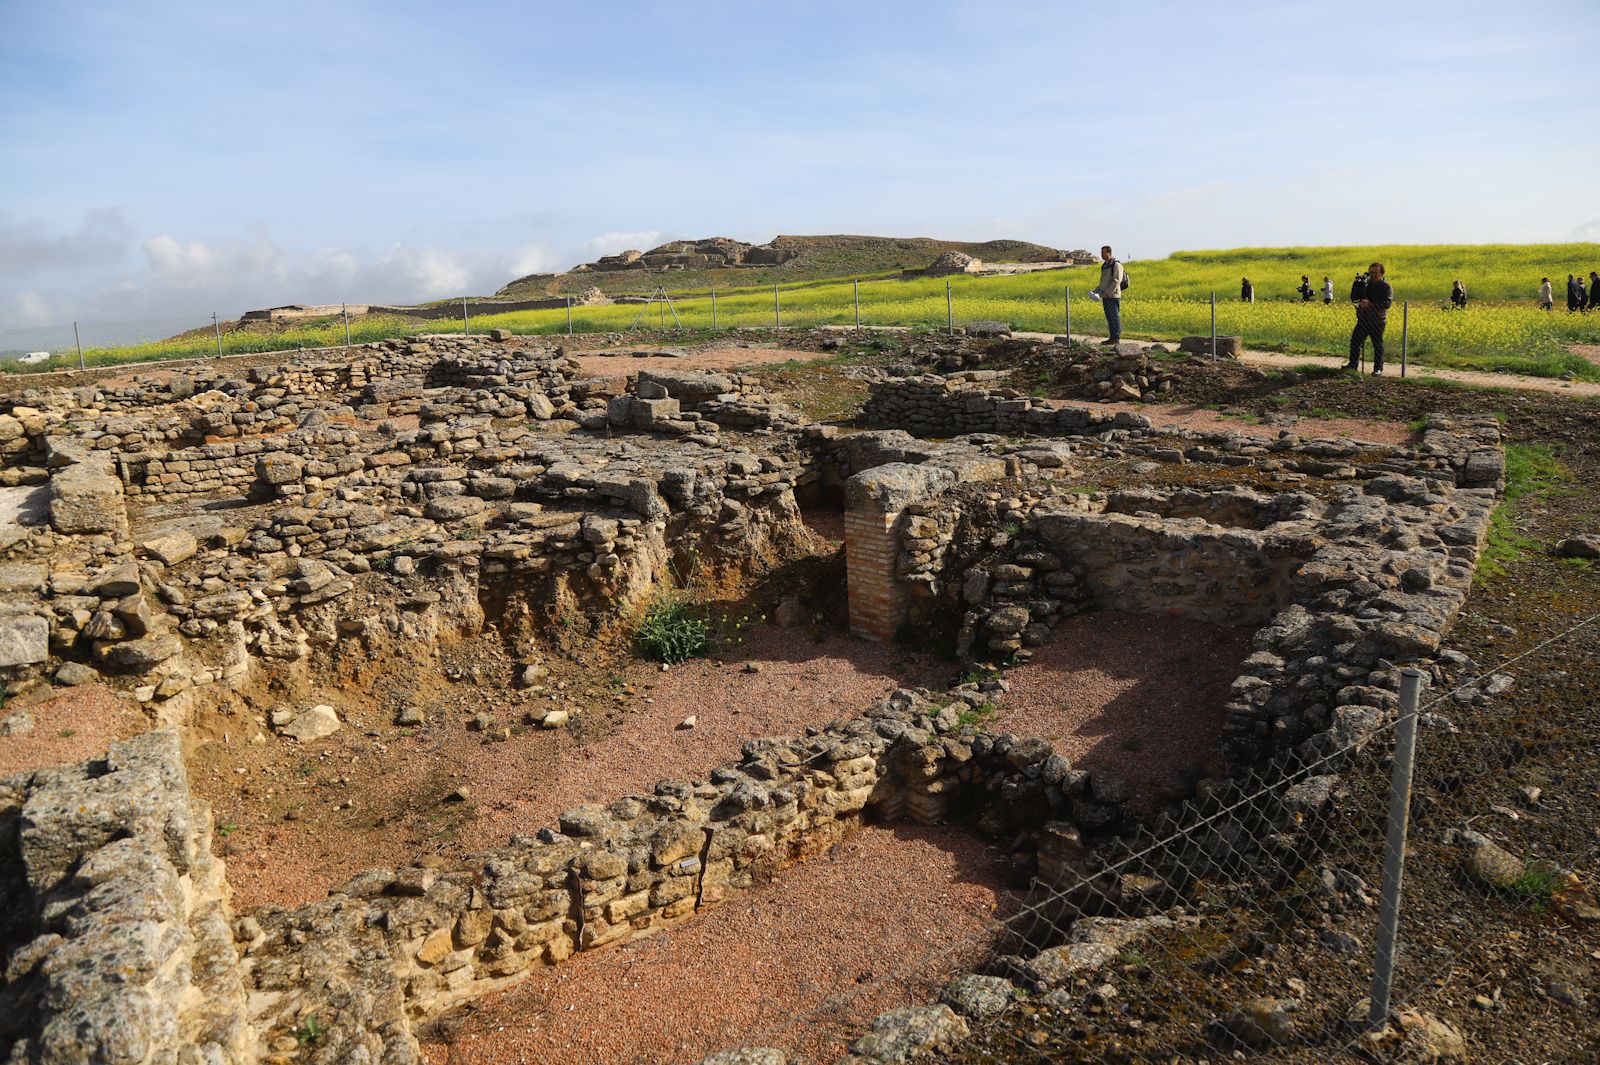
[862,375,1152,438]
[2,690,1148,1065]
[0,730,252,1065]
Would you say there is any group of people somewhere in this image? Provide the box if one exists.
[1539,273,1600,311]
[1093,247,1395,375]
[1096,248,1600,378]
[1238,275,1346,304]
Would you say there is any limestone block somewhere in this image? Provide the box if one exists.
[49,459,126,535]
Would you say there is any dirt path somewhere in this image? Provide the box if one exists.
[1049,398,1415,445]
[418,822,1011,1065]
[570,344,822,378]
[1001,329,1600,398]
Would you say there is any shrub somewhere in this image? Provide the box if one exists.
[634,596,712,664]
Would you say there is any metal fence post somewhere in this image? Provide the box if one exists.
[343,304,351,346]
[462,298,470,337]
[1368,666,1425,1029]
[213,313,223,359]
[73,321,85,371]
[946,280,954,336]
[711,288,718,330]
[1209,291,1217,361]
[853,279,860,330]
[1401,301,1409,377]
[773,284,781,329]
[566,297,573,335]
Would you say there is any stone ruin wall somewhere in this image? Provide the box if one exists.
[843,376,1503,770]
[3,677,1170,1065]
[0,339,820,735]
[0,343,1512,1064]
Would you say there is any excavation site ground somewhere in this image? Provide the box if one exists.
[1,326,1597,1065]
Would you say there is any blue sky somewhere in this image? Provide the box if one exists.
[2,0,1597,344]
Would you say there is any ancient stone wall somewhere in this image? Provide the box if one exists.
[0,730,252,1065]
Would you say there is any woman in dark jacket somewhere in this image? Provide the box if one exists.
[1589,272,1600,311]
[1241,277,1254,303]
[1450,280,1467,309]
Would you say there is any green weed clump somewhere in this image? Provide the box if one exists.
[633,595,712,664]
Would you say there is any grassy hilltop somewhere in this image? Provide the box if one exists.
[497,234,1074,299]
[11,243,1600,380]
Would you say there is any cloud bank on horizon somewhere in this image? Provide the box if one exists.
[2,0,1596,344]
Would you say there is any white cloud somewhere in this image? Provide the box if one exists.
[0,208,135,278]
[583,230,663,257]
[12,292,54,328]
[510,244,555,278]
[1572,216,1600,241]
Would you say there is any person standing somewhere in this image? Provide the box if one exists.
[1450,279,1467,309]
[1093,245,1127,344]
[1540,277,1554,310]
[1568,274,1581,312]
[1346,262,1393,374]
[1297,275,1314,301]
[1322,276,1334,304]
[1579,275,1590,311]
[1241,277,1254,303]
[1590,272,1600,311]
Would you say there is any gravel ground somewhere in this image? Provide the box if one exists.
[573,345,828,378]
[454,625,950,855]
[418,822,1011,1065]
[0,683,146,779]
[1052,398,1415,446]
[997,612,1254,790]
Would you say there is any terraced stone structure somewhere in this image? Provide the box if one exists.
[0,336,1504,1064]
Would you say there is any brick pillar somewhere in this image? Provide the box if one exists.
[844,462,955,642]
[845,508,904,641]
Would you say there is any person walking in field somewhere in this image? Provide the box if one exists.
[1297,275,1314,301]
[1578,275,1590,311]
[1241,277,1254,303]
[1323,276,1334,304]
[1345,262,1393,375]
[1540,277,1554,310]
[1450,279,1468,309]
[1589,272,1600,311]
[1093,245,1127,344]
[1568,274,1581,312]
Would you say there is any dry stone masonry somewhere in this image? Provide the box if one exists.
[0,333,1507,1064]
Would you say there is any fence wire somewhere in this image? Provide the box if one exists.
[678,610,1600,1065]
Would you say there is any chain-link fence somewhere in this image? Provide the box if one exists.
[676,611,1600,1065]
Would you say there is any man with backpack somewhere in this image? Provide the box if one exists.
[1093,245,1128,344]
[1345,262,1393,375]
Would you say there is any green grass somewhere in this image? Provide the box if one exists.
[633,595,712,665]
[14,243,1600,380]
[1478,443,1570,583]
[1503,863,1560,911]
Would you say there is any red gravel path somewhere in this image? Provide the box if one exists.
[0,684,146,779]
[454,626,949,854]
[419,822,1010,1065]
[1064,398,1414,445]
[572,345,828,378]
[999,611,1253,789]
